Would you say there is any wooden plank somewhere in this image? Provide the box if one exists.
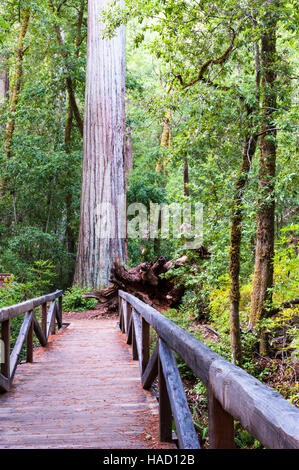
[10,311,33,382]
[47,301,56,339]
[41,303,47,337]
[159,339,200,449]
[58,295,63,327]
[0,372,10,393]
[131,320,138,361]
[126,303,132,334]
[158,343,173,443]
[126,315,133,345]
[26,311,34,363]
[119,290,299,450]
[0,291,63,323]
[1,318,10,380]
[208,384,234,449]
[142,342,158,390]
[141,317,150,375]
[132,308,142,373]
[33,314,47,347]
[118,296,123,331]
[122,299,127,334]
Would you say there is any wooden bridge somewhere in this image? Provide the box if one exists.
[0,290,299,449]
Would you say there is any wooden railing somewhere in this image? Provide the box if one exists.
[118,290,299,450]
[0,290,63,393]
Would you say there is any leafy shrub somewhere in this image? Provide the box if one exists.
[62,286,98,312]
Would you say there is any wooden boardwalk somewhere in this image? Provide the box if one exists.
[0,318,171,449]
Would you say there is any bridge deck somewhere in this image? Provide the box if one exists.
[0,318,171,449]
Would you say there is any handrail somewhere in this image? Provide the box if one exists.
[0,290,63,393]
[118,290,299,450]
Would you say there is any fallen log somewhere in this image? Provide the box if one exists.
[83,247,210,313]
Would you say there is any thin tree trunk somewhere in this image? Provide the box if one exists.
[249,1,278,355]
[74,0,126,289]
[49,0,84,137]
[229,130,258,364]
[0,55,9,102]
[228,22,262,365]
[184,156,189,197]
[4,9,30,159]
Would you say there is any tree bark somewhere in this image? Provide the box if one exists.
[4,9,30,159]
[249,1,278,355]
[74,0,126,289]
[0,55,9,103]
[229,129,258,365]
[49,0,84,137]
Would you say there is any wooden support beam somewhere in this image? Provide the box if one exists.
[126,315,133,345]
[158,342,173,443]
[141,317,150,375]
[159,338,200,449]
[0,318,10,391]
[26,311,34,363]
[142,342,158,390]
[41,302,47,337]
[132,309,142,373]
[208,384,235,449]
[33,314,47,347]
[47,301,56,339]
[10,311,33,382]
[122,299,127,334]
[0,372,10,393]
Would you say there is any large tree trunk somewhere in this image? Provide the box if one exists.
[249,1,278,355]
[74,0,126,289]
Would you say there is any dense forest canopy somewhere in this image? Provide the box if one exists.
[0,0,298,390]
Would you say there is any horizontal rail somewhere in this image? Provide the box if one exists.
[0,290,63,322]
[0,290,63,393]
[118,290,299,450]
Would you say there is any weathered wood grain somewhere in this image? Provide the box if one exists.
[0,291,62,322]
[159,339,200,449]
[119,290,299,449]
[208,384,235,449]
[10,311,33,381]
[209,359,299,449]
[142,343,159,390]
[158,344,173,443]
[33,314,47,347]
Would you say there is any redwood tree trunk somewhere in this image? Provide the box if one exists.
[74,0,126,289]
[249,2,278,354]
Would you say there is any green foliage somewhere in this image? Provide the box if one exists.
[62,286,98,312]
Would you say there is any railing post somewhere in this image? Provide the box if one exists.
[141,318,150,375]
[26,311,34,363]
[1,318,10,380]
[57,295,63,328]
[208,384,235,449]
[158,343,173,443]
[51,303,56,335]
[132,321,138,361]
[126,303,132,336]
[41,302,47,339]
